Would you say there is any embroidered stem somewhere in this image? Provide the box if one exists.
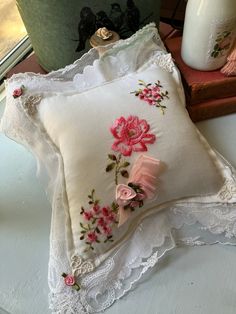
[106,153,130,185]
[115,154,122,185]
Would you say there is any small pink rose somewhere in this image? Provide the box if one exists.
[102,225,112,235]
[116,184,136,206]
[139,93,144,99]
[92,204,100,213]
[102,206,110,217]
[106,213,116,223]
[143,88,149,94]
[147,99,153,105]
[83,211,93,221]
[98,217,106,227]
[64,275,76,286]
[87,231,97,243]
[13,87,23,98]
[152,86,160,92]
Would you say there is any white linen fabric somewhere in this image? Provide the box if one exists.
[1,24,236,314]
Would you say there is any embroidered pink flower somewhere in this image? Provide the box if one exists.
[102,225,112,235]
[110,116,156,156]
[131,80,169,113]
[64,274,76,286]
[87,231,98,243]
[102,206,111,217]
[116,184,137,206]
[83,211,93,221]
[92,204,100,213]
[106,212,116,223]
[12,85,24,98]
[98,217,106,227]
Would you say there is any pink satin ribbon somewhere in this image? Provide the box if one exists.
[116,155,160,226]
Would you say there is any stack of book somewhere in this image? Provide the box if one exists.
[164,36,236,122]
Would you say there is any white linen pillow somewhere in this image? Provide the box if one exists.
[1,23,236,313]
[38,63,223,258]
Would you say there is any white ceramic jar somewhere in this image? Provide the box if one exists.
[181,0,236,71]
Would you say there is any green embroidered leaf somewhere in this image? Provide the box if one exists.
[81,230,86,234]
[80,207,85,214]
[88,201,93,205]
[121,170,129,178]
[138,79,146,85]
[108,154,117,161]
[111,202,119,212]
[95,227,101,234]
[80,235,85,240]
[121,161,130,168]
[94,199,100,205]
[106,162,116,172]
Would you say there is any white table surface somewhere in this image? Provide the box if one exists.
[0,97,236,314]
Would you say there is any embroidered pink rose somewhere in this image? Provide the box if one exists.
[110,116,156,156]
[13,85,24,98]
[64,274,76,286]
[102,225,112,235]
[83,211,93,221]
[116,184,137,206]
[87,231,98,243]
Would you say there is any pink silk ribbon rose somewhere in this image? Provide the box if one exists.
[116,155,160,226]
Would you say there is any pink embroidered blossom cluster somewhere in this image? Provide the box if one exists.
[80,190,118,251]
[132,80,169,113]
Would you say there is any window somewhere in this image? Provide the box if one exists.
[0,0,31,85]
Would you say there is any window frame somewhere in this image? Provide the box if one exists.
[0,36,32,91]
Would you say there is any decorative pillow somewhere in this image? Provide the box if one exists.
[1,24,236,313]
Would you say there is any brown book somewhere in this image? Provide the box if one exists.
[187,95,236,122]
[165,37,236,105]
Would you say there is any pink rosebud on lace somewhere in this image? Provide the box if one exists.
[13,87,23,98]
[64,275,76,286]
[87,231,97,243]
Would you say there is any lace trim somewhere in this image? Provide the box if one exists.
[218,179,236,201]
[21,95,42,116]
[154,53,175,73]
